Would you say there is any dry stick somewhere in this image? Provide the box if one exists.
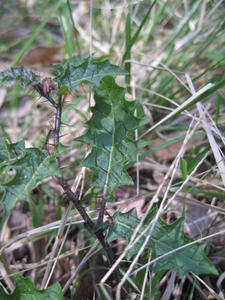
[161,270,177,300]
[41,203,73,289]
[191,273,222,300]
[0,245,96,282]
[140,83,213,138]
[186,74,225,187]
[45,222,71,288]
[140,159,225,195]
[217,271,225,298]
[62,241,100,294]
[140,252,152,300]
[174,276,186,300]
[159,62,191,93]
[185,273,208,299]
[0,216,88,256]
[0,223,14,292]
[205,109,225,146]
[0,253,14,292]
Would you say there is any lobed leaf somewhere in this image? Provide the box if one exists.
[0,67,39,88]
[53,55,126,92]
[77,76,143,199]
[0,138,61,228]
[0,274,64,300]
[106,208,218,278]
[0,139,26,169]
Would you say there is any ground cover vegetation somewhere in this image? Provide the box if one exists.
[0,1,225,299]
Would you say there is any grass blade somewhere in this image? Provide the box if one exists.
[122,0,157,63]
[58,0,77,58]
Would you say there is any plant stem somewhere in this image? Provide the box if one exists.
[40,89,123,290]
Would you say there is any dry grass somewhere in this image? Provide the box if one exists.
[0,1,225,299]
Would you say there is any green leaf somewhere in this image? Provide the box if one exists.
[0,138,61,228]
[77,76,142,198]
[0,67,39,88]
[122,0,157,63]
[0,274,64,300]
[0,139,26,169]
[187,148,209,175]
[58,0,76,58]
[215,95,222,126]
[106,208,218,278]
[180,158,187,180]
[54,56,126,92]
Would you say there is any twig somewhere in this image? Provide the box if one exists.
[62,241,100,294]
[0,251,14,292]
[45,222,71,288]
[186,73,225,187]
[41,203,73,289]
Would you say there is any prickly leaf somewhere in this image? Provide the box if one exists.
[54,56,126,92]
[0,138,26,169]
[0,274,63,300]
[106,208,218,278]
[0,138,61,228]
[0,67,39,87]
[78,76,142,199]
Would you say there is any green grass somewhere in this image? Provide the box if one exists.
[0,1,224,299]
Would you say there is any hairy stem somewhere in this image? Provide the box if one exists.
[35,83,58,108]
[40,88,122,290]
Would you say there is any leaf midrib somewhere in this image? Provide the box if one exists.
[103,96,115,197]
